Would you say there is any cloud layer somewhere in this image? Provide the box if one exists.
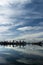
[0,0,43,42]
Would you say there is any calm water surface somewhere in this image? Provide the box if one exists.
[0,45,43,65]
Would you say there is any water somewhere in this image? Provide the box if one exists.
[0,45,43,65]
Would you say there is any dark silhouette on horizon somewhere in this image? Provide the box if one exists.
[0,40,43,47]
[0,40,27,47]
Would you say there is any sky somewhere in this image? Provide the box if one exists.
[0,0,43,42]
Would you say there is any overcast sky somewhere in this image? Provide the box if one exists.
[0,0,43,42]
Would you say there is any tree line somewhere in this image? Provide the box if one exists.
[0,40,43,47]
[0,40,27,47]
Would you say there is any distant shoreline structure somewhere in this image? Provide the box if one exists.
[0,40,43,47]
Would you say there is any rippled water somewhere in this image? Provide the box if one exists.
[0,45,43,65]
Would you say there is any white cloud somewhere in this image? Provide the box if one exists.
[0,0,32,6]
[0,17,10,24]
[0,0,9,5]
[9,0,32,4]
[17,27,31,31]
[0,26,10,32]
[14,32,43,42]
[17,26,43,31]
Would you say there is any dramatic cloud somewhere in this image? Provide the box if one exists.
[0,0,43,41]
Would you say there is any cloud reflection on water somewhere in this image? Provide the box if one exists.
[0,45,43,65]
